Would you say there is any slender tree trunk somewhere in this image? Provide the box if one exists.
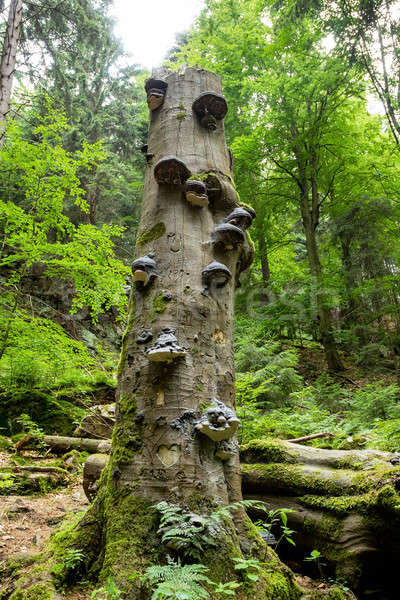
[339,233,357,324]
[0,0,23,140]
[258,232,271,286]
[299,174,344,372]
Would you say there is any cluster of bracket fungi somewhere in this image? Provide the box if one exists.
[130,76,255,459]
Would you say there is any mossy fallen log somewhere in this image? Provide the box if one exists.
[241,439,400,600]
[16,434,111,454]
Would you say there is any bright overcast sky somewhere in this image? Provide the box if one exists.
[111,0,205,70]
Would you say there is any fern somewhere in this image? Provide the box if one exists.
[154,499,268,560]
[211,499,267,523]
[142,557,212,600]
[153,502,218,559]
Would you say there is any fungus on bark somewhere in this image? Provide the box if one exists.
[154,155,191,186]
[184,179,209,207]
[224,207,255,230]
[146,327,186,362]
[215,439,239,461]
[201,260,231,294]
[195,398,240,441]
[192,90,228,130]
[145,77,168,111]
[131,253,158,287]
[213,222,245,250]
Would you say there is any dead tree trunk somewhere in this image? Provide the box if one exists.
[0,0,22,140]
[55,67,307,599]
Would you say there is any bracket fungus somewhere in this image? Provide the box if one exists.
[147,327,186,362]
[184,179,209,207]
[192,91,228,131]
[213,223,245,250]
[195,399,240,442]
[201,261,231,293]
[132,253,158,287]
[145,78,168,111]
[223,207,255,230]
[154,155,191,186]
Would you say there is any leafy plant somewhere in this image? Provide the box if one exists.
[0,472,15,491]
[141,557,212,600]
[232,557,264,583]
[213,580,241,597]
[51,547,85,585]
[256,508,296,549]
[304,549,326,579]
[91,577,122,600]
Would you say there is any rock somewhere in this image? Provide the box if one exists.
[73,403,116,439]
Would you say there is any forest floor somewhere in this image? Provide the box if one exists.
[0,448,92,599]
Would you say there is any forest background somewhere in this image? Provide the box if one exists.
[1,0,400,457]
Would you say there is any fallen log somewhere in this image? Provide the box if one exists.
[13,465,70,476]
[240,438,400,600]
[15,435,112,455]
[286,433,335,443]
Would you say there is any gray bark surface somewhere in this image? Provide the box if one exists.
[0,0,22,132]
[116,67,251,505]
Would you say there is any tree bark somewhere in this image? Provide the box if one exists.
[0,0,23,139]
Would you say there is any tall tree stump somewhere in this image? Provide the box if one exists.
[89,66,303,597]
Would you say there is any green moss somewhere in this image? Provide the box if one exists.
[187,172,209,182]
[176,111,186,120]
[302,589,353,600]
[152,294,168,314]
[99,492,160,590]
[333,455,365,470]
[9,582,55,600]
[299,483,400,516]
[136,222,166,247]
[246,229,255,252]
[240,438,297,465]
[117,293,136,378]
[109,395,143,468]
[242,463,367,496]
[185,490,218,514]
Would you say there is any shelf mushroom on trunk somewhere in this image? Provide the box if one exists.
[146,327,186,362]
[224,206,255,230]
[192,90,228,131]
[202,260,232,294]
[184,179,209,207]
[154,155,191,186]
[213,222,245,250]
[131,253,158,287]
[145,77,168,111]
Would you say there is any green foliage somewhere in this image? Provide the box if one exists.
[153,502,218,559]
[51,547,85,586]
[141,557,212,600]
[256,508,296,549]
[232,556,264,583]
[90,577,122,600]
[212,581,241,597]
[0,107,130,333]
